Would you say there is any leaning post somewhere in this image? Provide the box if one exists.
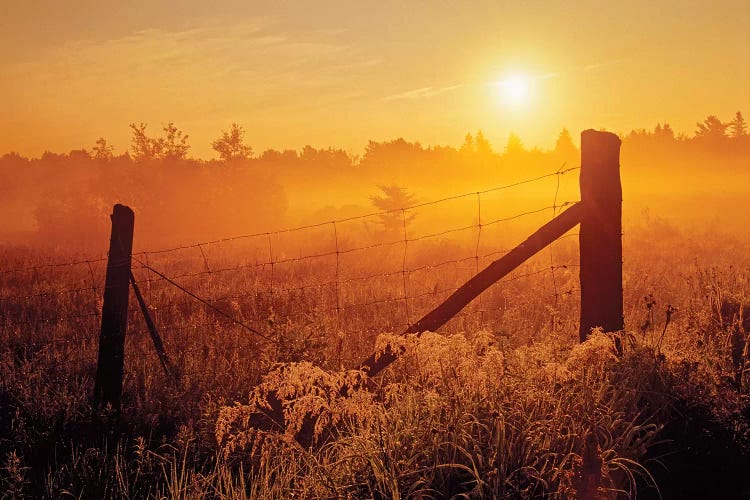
[93,204,135,411]
[578,130,624,342]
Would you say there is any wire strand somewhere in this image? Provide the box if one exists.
[129,255,280,345]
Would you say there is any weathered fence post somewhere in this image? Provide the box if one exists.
[579,130,623,342]
[93,204,134,411]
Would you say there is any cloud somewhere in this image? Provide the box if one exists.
[0,17,385,155]
[583,63,605,72]
[582,60,622,72]
[5,17,375,87]
[1,17,380,118]
[382,84,463,101]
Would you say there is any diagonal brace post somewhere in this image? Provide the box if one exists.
[359,201,585,377]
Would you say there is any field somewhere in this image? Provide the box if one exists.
[3,2,750,497]
[2,177,750,498]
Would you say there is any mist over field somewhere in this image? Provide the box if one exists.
[2,116,749,499]
[2,1,750,498]
[1,117,748,253]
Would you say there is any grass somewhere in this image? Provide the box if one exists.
[0,219,749,498]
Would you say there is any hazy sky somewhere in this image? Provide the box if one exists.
[2,0,749,158]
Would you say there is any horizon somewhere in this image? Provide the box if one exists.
[1,111,745,160]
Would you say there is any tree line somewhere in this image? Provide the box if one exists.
[41,111,748,165]
[0,112,747,250]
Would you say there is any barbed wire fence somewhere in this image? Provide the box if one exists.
[0,165,584,380]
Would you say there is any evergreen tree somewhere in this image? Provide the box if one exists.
[504,133,524,155]
[729,111,748,138]
[654,123,675,141]
[370,184,417,233]
[460,133,475,153]
[553,128,577,158]
[475,130,493,155]
[695,115,728,139]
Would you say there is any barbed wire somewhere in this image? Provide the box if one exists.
[1,164,583,369]
[121,263,577,339]
[122,202,575,294]
[0,257,107,276]
[125,262,578,339]
[129,254,282,345]
[128,166,579,257]
[0,165,578,280]
[118,246,543,319]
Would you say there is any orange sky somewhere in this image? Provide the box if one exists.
[1,0,749,158]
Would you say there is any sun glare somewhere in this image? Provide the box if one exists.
[495,74,531,108]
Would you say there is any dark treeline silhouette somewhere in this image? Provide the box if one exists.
[622,113,749,177]
[1,113,748,250]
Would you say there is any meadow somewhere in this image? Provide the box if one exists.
[1,186,750,498]
[1,122,750,498]
[2,0,749,495]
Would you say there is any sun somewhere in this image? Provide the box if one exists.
[494,74,531,108]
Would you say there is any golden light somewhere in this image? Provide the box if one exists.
[494,74,531,108]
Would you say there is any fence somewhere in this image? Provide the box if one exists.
[0,130,622,411]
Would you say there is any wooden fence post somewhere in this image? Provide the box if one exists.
[93,204,134,411]
[579,130,623,342]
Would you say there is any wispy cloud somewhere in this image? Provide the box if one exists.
[582,60,622,72]
[386,72,556,103]
[0,17,384,155]
[491,72,559,84]
[2,18,379,115]
[382,84,463,101]
[583,63,605,72]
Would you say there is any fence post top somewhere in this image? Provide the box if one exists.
[581,129,621,147]
[112,204,134,218]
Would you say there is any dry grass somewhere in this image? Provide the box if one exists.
[1,221,749,498]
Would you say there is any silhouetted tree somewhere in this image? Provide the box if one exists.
[460,133,475,153]
[299,146,352,171]
[300,145,318,162]
[504,133,525,155]
[729,111,748,138]
[260,149,298,163]
[129,122,190,161]
[654,123,675,141]
[475,130,493,155]
[553,128,578,158]
[161,122,190,160]
[359,139,425,181]
[91,138,115,161]
[212,123,253,161]
[695,115,728,139]
[68,149,91,164]
[370,184,417,234]
[130,123,160,161]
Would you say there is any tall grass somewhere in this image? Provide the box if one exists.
[1,223,749,498]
